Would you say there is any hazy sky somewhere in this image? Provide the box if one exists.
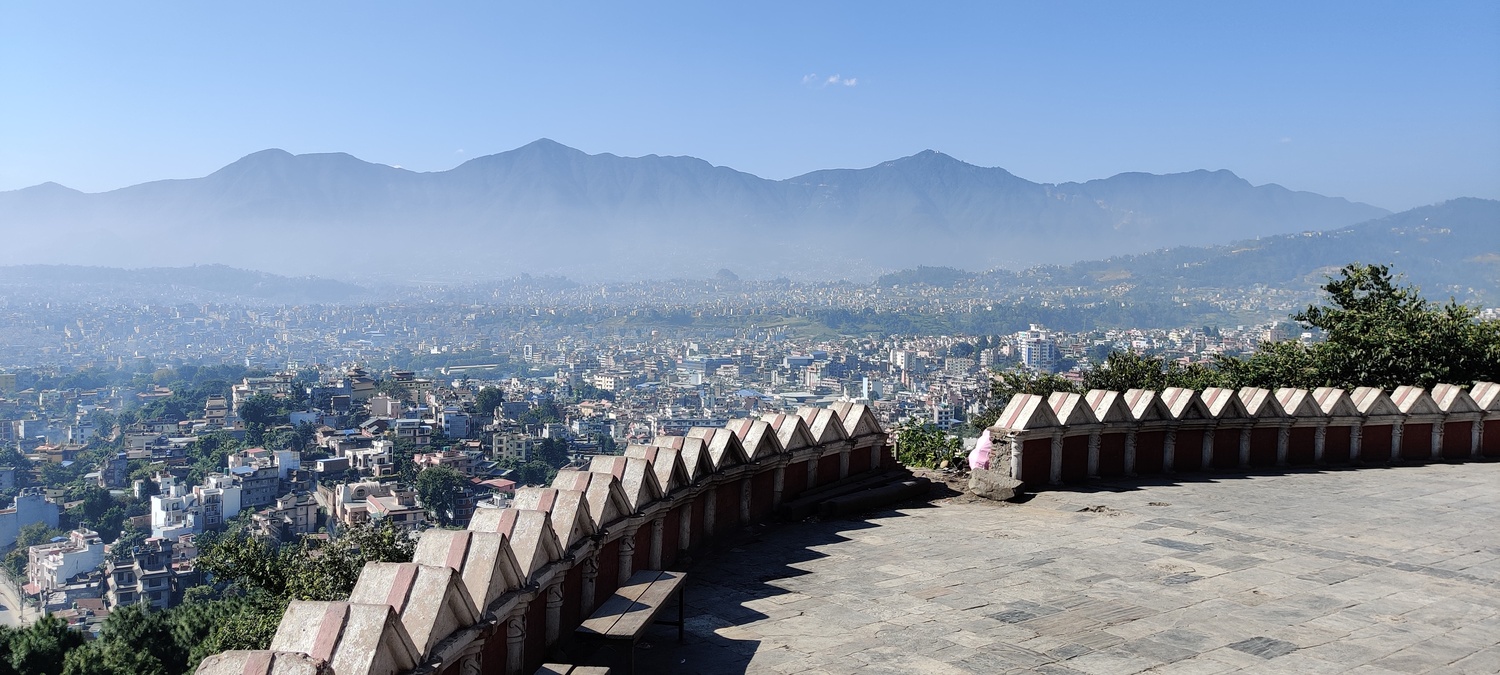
[2,2,1496,211]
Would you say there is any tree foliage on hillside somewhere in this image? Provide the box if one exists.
[415,466,468,526]
[978,264,1500,428]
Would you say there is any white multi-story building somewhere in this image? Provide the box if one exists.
[1016,324,1060,373]
[150,474,242,539]
[27,528,105,594]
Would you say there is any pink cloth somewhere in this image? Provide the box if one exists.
[968,429,992,470]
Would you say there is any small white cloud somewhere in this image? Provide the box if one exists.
[456,148,466,154]
[804,73,859,88]
[1278,137,1292,144]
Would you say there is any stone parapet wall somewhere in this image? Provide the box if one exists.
[197,403,891,675]
[992,383,1500,487]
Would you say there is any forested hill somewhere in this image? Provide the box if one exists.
[882,199,1500,304]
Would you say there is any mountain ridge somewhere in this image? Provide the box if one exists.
[0,140,1393,279]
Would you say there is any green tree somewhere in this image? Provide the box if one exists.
[1288,263,1500,388]
[536,437,571,468]
[63,602,184,675]
[9,615,84,674]
[415,466,468,526]
[894,421,962,469]
[1081,351,1226,392]
[474,387,505,417]
[6,523,65,577]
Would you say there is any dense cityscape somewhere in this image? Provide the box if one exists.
[0,271,1319,635]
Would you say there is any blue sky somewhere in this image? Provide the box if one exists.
[1,2,1496,210]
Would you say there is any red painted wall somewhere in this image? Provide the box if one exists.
[1173,430,1204,472]
[561,564,583,636]
[1485,420,1500,457]
[817,454,841,486]
[689,495,706,552]
[1060,435,1088,482]
[1247,428,1278,466]
[1211,429,1241,469]
[1096,433,1127,477]
[482,623,507,675]
[1020,438,1052,484]
[848,446,872,475]
[1442,421,1471,459]
[1323,426,1352,463]
[1362,424,1393,461]
[1401,423,1433,460]
[631,526,653,577]
[783,460,809,500]
[750,471,776,521]
[596,539,621,600]
[1134,431,1165,475]
[524,596,547,672]
[660,508,680,567]
[1286,428,1316,465]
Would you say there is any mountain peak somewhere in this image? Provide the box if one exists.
[20,181,82,195]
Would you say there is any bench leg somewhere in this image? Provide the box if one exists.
[678,586,685,644]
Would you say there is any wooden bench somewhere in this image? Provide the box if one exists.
[574,570,686,674]
[535,665,611,675]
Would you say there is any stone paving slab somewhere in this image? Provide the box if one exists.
[634,463,1500,673]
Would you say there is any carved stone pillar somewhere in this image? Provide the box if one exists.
[1350,424,1363,462]
[618,531,637,585]
[649,517,665,569]
[1473,420,1483,458]
[1238,428,1251,468]
[1123,430,1137,476]
[1392,423,1404,462]
[806,457,818,488]
[1431,424,1443,460]
[1201,428,1214,471]
[1162,429,1176,473]
[505,612,527,675]
[772,466,785,508]
[739,478,751,525]
[678,505,692,555]
[1276,426,1290,467]
[1049,433,1063,485]
[544,582,565,645]
[839,449,850,480]
[1314,426,1327,464]
[580,554,599,616]
[1086,430,1101,478]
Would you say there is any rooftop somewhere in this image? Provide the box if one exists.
[637,463,1500,674]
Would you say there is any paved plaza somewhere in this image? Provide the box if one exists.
[634,463,1500,674]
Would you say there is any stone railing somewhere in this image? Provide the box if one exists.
[991,382,1500,486]
[196,402,891,675]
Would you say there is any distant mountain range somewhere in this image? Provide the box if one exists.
[883,198,1500,304]
[0,140,1392,279]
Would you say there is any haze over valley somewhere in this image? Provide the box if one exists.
[0,140,1393,281]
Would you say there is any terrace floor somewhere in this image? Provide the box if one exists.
[630,462,1500,674]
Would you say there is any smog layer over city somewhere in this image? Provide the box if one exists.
[1,3,1498,675]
